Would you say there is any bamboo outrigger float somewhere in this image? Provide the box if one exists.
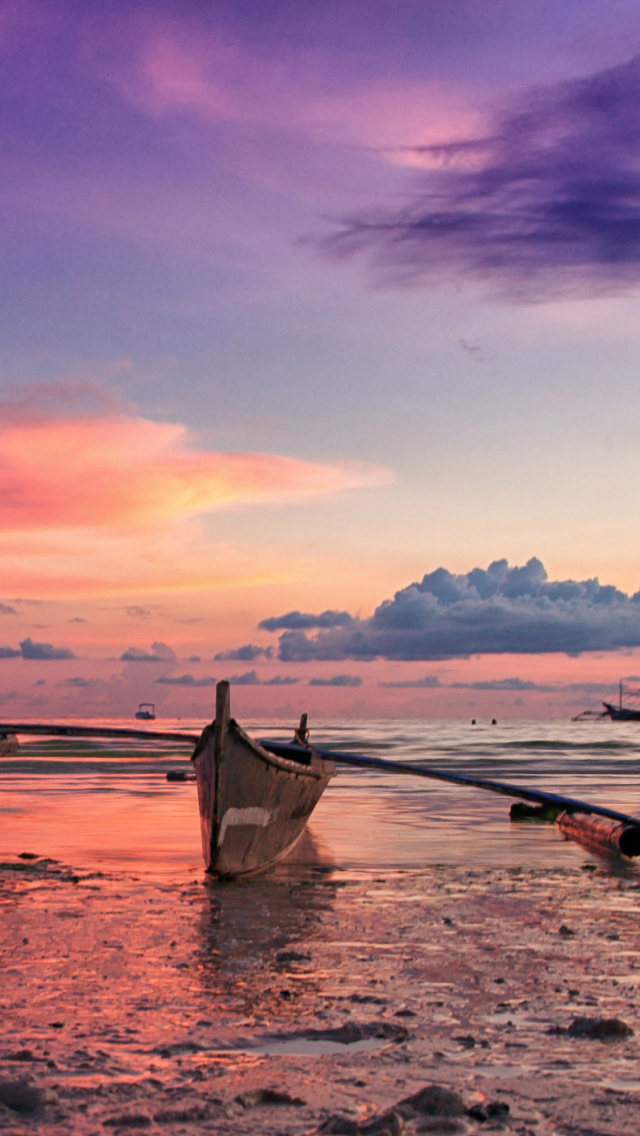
[2,684,640,868]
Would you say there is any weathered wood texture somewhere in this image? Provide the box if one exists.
[557,810,640,857]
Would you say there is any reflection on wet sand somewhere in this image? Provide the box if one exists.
[2,855,640,1133]
[5,722,640,1132]
[196,830,336,1014]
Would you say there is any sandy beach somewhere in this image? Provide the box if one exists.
[2,848,640,1135]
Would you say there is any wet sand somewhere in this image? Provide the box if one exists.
[2,847,640,1134]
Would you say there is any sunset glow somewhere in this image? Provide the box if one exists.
[1,1,640,718]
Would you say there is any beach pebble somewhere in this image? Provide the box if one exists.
[559,924,575,937]
[453,1034,476,1048]
[468,1101,510,1121]
[416,1121,466,1134]
[103,1114,151,1127]
[318,1113,404,1136]
[397,1085,466,1119]
[276,948,312,963]
[235,1088,306,1107]
[153,1106,213,1123]
[0,1081,57,1114]
[567,1016,633,1039]
[361,1111,404,1135]
[317,1117,360,1134]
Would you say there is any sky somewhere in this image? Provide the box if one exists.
[3,0,640,719]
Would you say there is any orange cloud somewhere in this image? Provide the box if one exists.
[0,412,391,532]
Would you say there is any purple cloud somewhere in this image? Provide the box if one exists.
[214,644,273,661]
[326,55,640,300]
[156,674,217,687]
[20,637,75,660]
[227,670,260,685]
[269,558,640,662]
[121,642,175,663]
[258,610,353,632]
[380,675,440,688]
[309,674,362,687]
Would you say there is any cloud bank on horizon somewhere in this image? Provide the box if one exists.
[0,638,75,661]
[263,558,640,661]
[327,54,640,300]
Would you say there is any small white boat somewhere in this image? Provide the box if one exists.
[135,703,156,720]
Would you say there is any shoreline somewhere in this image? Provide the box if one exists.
[1,854,639,1133]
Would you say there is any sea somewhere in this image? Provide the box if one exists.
[2,716,640,879]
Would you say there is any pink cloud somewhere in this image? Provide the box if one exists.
[0,401,391,533]
[114,19,480,157]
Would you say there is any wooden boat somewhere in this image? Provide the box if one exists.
[602,682,640,722]
[191,681,335,878]
[0,732,18,756]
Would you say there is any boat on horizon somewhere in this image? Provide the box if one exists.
[135,703,156,720]
[602,682,640,722]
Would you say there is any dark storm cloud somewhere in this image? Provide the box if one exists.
[214,644,273,661]
[0,647,21,658]
[309,674,363,687]
[268,558,640,662]
[258,610,354,632]
[0,604,16,615]
[264,675,299,685]
[20,637,75,660]
[326,55,640,300]
[156,674,217,687]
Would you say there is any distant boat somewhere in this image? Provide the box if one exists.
[135,703,156,720]
[602,682,640,722]
[0,732,18,756]
[191,681,335,878]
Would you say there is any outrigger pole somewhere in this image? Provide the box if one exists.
[0,723,198,744]
[262,740,640,858]
[2,723,639,857]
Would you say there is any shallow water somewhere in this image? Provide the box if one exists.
[2,716,640,876]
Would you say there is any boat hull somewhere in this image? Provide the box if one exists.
[192,685,335,878]
[602,702,640,721]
